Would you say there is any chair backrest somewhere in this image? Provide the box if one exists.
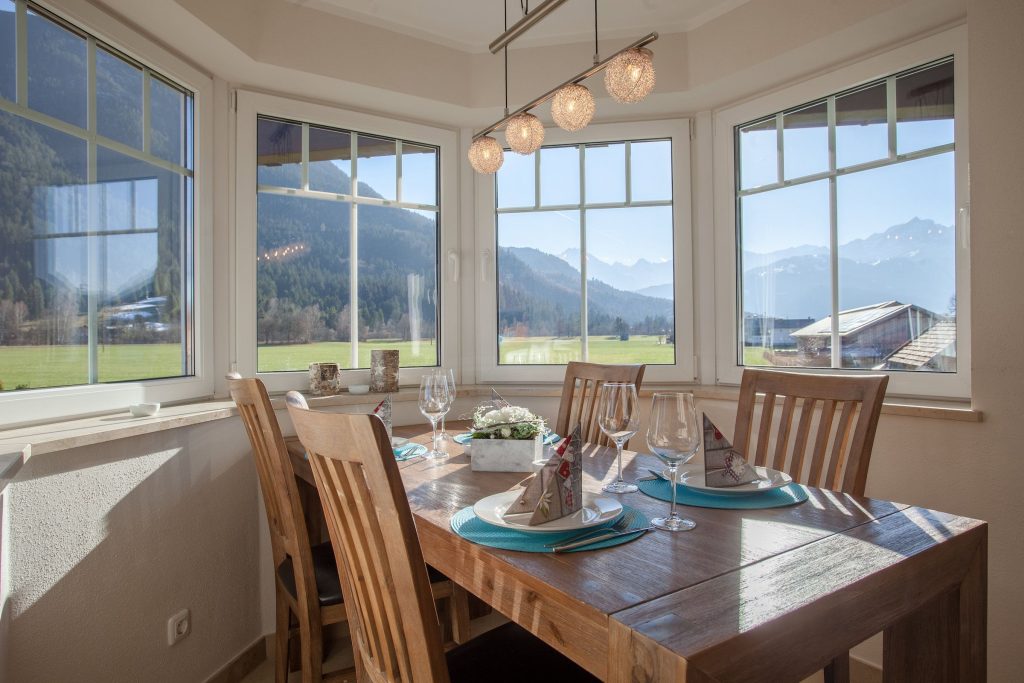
[732,369,888,496]
[286,392,449,683]
[555,361,646,447]
[228,378,319,610]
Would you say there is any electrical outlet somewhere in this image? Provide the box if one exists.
[167,609,190,646]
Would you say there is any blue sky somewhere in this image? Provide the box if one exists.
[487,120,953,263]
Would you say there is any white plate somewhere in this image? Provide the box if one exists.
[391,437,409,447]
[473,490,623,534]
[675,465,793,495]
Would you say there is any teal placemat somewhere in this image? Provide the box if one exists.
[451,504,649,553]
[394,444,427,461]
[638,477,807,509]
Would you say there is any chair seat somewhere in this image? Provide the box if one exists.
[446,622,598,683]
[277,542,450,608]
[277,542,344,607]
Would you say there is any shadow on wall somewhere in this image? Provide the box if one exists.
[4,420,262,682]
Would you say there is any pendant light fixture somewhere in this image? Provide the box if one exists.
[468,1,659,174]
[506,112,545,154]
[551,83,595,131]
[468,135,505,174]
[604,47,656,103]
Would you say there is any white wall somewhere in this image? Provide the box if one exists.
[2,421,262,681]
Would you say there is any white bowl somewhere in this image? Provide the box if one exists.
[129,402,161,417]
[348,385,370,395]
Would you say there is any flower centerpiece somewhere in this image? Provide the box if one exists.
[468,404,547,472]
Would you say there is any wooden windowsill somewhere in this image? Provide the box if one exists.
[0,384,981,458]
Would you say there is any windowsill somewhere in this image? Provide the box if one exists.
[0,383,981,457]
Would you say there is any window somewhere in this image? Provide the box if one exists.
[0,2,194,395]
[494,138,676,367]
[715,28,968,398]
[254,115,439,373]
[234,92,454,388]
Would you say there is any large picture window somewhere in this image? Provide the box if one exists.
[494,139,676,366]
[0,1,194,394]
[735,58,957,375]
[255,115,439,372]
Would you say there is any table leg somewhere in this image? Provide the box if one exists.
[882,536,986,682]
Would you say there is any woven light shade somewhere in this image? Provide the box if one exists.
[505,112,545,154]
[604,47,656,104]
[468,135,504,174]
[551,83,595,132]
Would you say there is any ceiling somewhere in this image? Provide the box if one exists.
[287,0,751,53]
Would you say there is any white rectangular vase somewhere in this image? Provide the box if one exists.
[470,435,544,473]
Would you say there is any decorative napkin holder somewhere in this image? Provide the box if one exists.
[703,414,760,487]
[369,350,399,392]
[308,362,342,395]
[373,395,393,443]
[470,434,543,472]
[505,425,583,525]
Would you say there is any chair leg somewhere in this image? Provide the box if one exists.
[298,610,324,683]
[824,651,851,683]
[274,593,290,683]
[450,585,472,645]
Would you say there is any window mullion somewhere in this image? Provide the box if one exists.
[86,35,100,385]
[15,0,27,105]
[350,134,360,369]
[827,96,841,369]
[886,75,897,158]
[775,113,784,184]
[301,123,309,191]
[579,145,588,361]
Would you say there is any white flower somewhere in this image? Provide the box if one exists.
[501,427,512,438]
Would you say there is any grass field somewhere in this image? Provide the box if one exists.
[0,335,674,390]
[743,346,772,366]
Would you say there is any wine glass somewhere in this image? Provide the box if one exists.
[436,368,457,445]
[597,382,640,494]
[646,392,700,531]
[419,373,451,460]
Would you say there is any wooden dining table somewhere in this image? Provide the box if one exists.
[289,421,987,682]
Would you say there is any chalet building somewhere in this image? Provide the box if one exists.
[790,301,947,369]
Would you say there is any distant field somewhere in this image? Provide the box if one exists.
[0,343,185,390]
[743,346,772,366]
[0,336,674,391]
[499,335,674,365]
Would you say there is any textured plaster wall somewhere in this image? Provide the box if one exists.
[3,421,261,682]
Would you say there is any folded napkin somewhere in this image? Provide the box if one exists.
[505,424,582,525]
[703,414,760,487]
[373,395,393,443]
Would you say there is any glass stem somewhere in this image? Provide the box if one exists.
[615,441,625,483]
[441,415,446,434]
[668,464,679,521]
[430,418,438,452]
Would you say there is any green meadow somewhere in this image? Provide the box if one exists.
[0,335,676,390]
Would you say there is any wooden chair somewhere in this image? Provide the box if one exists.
[731,368,889,683]
[230,379,470,683]
[555,361,646,447]
[229,377,347,683]
[286,392,599,683]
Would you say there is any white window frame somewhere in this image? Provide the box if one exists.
[234,90,459,393]
[0,0,214,428]
[713,26,970,399]
[475,119,695,384]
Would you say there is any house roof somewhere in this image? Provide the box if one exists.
[791,301,912,338]
[885,320,957,368]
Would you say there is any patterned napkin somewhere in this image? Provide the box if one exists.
[373,395,393,443]
[505,425,583,525]
[703,414,760,487]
